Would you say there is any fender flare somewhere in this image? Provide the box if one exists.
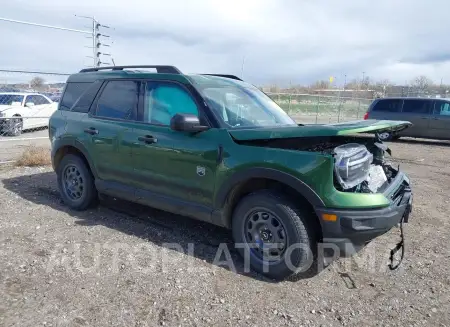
[214,167,325,209]
[51,138,98,178]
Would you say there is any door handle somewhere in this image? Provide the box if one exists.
[84,127,98,135]
[420,117,428,119]
[138,135,157,144]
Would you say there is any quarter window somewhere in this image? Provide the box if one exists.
[372,99,402,112]
[59,82,91,111]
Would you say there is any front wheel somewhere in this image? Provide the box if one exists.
[376,131,395,141]
[6,117,23,136]
[57,154,98,210]
[232,190,319,280]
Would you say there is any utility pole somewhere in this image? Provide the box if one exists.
[241,56,245,79]
[0,16,115,68]
[76,15,113,67]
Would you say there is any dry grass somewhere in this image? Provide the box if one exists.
[15,147,51,167]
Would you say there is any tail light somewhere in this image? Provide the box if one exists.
[363,112,369,120]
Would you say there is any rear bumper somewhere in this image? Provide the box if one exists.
[315,173,413,255]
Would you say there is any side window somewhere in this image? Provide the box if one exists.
[34,95,50,105]
[372,99,402,113]
[143,82,198,125]
[25,95,36,106]
[95,80,139,120]
[402,100,431,114]
[71,81,103,113]
[59,82,92,111]
[434,101,450,116]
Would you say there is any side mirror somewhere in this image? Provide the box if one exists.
[170,113,209,133]
[25,102,35,107]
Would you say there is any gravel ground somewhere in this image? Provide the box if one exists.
[1,138,450,327]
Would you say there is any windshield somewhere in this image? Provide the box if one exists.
[0,94,24,106]
[199,84,297,129]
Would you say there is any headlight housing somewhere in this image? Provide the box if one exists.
[333,143,373,190]
[0,112,5,117]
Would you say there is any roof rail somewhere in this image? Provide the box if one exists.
[79,65,182,74]
[201,74,243,81]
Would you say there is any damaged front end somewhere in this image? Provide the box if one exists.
[236,133,398,194]
[328,136,397,194]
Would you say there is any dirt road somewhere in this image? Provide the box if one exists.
[1,138,449,326]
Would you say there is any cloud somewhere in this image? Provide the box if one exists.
[1,0,450,85]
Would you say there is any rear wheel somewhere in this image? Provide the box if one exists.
[232,190,318,280]
[57,154,98,210]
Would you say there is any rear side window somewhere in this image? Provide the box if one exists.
[71,81,103,113]
[372,99,402,113]
[402,99,432,114]
[59,82,91,111]
[95,80,139,120]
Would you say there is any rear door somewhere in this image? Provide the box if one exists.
[84,79,141,186]
[429,100,450,139]
[400,99,433,138]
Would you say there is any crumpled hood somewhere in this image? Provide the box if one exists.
[229,119,412,141]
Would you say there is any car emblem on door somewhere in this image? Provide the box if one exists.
[196,166,206,177]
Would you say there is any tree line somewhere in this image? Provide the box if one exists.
[265,75,449,97]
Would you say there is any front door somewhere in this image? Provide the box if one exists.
[429,100,450,139]
[132,80,218,211]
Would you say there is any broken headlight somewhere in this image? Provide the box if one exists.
[333,143,373,190]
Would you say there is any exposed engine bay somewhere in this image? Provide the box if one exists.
[235,134,398,193]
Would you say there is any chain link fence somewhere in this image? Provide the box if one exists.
[0,70,68,164]
[266,92,373,124]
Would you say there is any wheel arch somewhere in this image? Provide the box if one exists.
[52,139,97,178]
[215,168,324,237]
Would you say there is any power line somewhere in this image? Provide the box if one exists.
[0,17,90,34]
[0,69,70,75]
[0,16,115,68]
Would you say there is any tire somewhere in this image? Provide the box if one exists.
[232,190,319,280]
[376,131,394,141]
[57,154,98,210]
[6,117,23,136]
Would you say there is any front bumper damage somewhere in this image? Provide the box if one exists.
[315,171,413,257]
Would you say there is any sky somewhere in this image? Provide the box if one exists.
[1,0,450,86]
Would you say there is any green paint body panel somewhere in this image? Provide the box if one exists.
[50,70,412,228]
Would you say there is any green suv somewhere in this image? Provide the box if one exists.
[49,65,413,280]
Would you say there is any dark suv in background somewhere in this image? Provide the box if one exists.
[364,97,450,141]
